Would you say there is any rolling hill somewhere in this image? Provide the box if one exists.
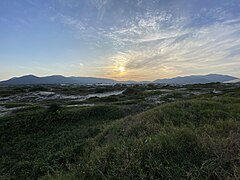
[153,74,237,84]
[0,74,237,85]
[0,75,117,85]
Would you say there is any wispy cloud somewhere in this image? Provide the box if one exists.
[3,0,239,80]
[101,10,240,80]
[50,14,86,30]
[51,3,240,80]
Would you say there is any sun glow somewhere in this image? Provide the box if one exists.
[119,66,125,72]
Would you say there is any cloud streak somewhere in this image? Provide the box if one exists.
[98,6,240,80]
[1,0,240,80]
[20,0,240,80]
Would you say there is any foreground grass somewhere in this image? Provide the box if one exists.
[1,87,240,179]
[45,90,240,180]
[0,105,128,179]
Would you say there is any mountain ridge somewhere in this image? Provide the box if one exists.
[0,74,237,85]
[153,74,237,85]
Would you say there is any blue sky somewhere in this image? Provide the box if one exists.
[0,0,240,80]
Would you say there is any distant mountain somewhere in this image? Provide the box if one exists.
[118,80,151,84]
[0,75,117,85]
[0,74,237,85]
[118,80,137,84]
[153,74,237,85]
[224,78,240,84]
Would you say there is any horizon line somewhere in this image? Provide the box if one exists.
[1,73,239,82]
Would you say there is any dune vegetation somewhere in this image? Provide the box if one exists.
[0,84,240,179]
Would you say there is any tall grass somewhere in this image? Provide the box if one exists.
[1,88,240,179]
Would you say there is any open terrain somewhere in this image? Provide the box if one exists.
[1,0,240,179]
[0,82,240,179]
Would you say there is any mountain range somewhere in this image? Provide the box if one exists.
[153,74,237,85]
[0,74,238,85]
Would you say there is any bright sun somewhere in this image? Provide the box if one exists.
[119,66,125,72]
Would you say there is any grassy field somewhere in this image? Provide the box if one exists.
[0,83,240,179]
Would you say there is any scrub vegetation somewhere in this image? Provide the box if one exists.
[0,83,240,179]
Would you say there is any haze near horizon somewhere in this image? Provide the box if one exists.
[1,0,240,81]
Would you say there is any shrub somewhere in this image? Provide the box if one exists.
[47,103,61,113]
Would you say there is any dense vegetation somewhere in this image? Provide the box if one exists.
[0,84,240,179]
[0,105,128,179]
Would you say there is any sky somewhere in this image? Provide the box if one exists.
[0,0,240,81]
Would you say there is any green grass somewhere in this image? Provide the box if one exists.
[44,89,240,180]
[1,85,240,179]
[0,105,128,180]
